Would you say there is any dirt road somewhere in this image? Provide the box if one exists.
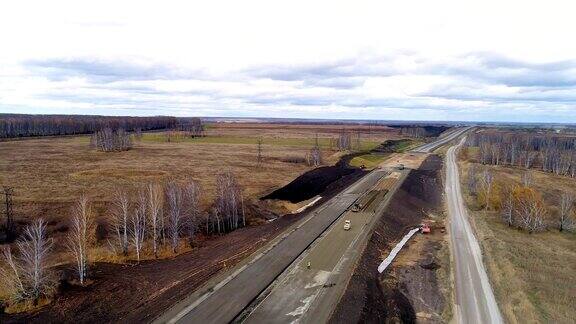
[445,138,502,324]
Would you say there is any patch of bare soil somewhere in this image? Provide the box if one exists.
[329,155,445,324]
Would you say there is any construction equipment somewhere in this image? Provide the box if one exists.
[420,223,431,234]
[351,190,380,212]
[343,220,351,230]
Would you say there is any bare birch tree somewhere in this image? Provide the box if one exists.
[213,171,244,233]
[467,164,478,195]
[559,192,574,232]
[18,219,54,301]
[110,188,130,255]
[522,171,533,187]
[147,182,164,257]
[501,185,514,226]
[0,247,26,302]
[166,181,183,253]
[66,195,94,285]
[130,192,147,261]
[184,180,201,246]
[0,219,55,303]
[306,133,322,167]
[514,187,547,233]
[479,169,494,210]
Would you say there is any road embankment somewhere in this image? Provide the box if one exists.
[330,155,446,323]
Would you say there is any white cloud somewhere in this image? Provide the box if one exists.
[1,0,576,122]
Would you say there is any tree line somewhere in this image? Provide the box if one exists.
[468,165,575,233]
[467,130,576,178]
[0,171,244,307]
[90,128,133,152]
[0,114,177,138]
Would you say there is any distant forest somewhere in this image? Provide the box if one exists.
[0,114,178,138]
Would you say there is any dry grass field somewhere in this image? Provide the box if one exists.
[0,122,394,228]
[458,151,576,324]
[0,122,399,315]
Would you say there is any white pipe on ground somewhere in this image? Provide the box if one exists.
[377,227,420,273]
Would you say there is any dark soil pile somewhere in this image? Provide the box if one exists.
[262,156,367,203]
[329,155,444,324]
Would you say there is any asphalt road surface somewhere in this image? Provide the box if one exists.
[243,170,406,324]
[445,137,503,324]
[158,128,471,324]
[412,127,471,153]
[161,170,388,324]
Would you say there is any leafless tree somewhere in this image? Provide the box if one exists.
[514,188,547,233]
[130,192,147,261]
[0,246,26,302]
[400,127,427,138]
[177,117,204,137]
[479,169,494,210]
[2,187,15,241]
[558,192,574,232]
[522,171,533,187]
[147,182,164,258]
[501,185,514,226]
[66,195,94,285]
[257,137,263,167]
[306,133,323,167]
[110,188,130,255]
[134,127,143,141]
[0,114,176,138]
[337,129,352,151]
[18,219,54,300]
[213,171,245,233]
[183,180,201,245]
[468,130,576,178]
[355,132,361,150]
[467,164,478,195]
[91,128,133,152]
[166,181,184,253]
[0,219,55,302]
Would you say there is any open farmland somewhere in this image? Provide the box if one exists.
[0,122,396,251]
[0,121,404,320]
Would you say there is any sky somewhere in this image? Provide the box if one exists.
[1,0,576,123]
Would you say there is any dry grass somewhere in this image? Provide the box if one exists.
[3,297,52,314]
[0,136,312,205]
[0,123,397,252]
[90,239,194,264]
[458,151,576,324]
[349,153,390,169]
[0,123,399,307]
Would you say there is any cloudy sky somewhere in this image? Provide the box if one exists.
[1,0,576,122]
